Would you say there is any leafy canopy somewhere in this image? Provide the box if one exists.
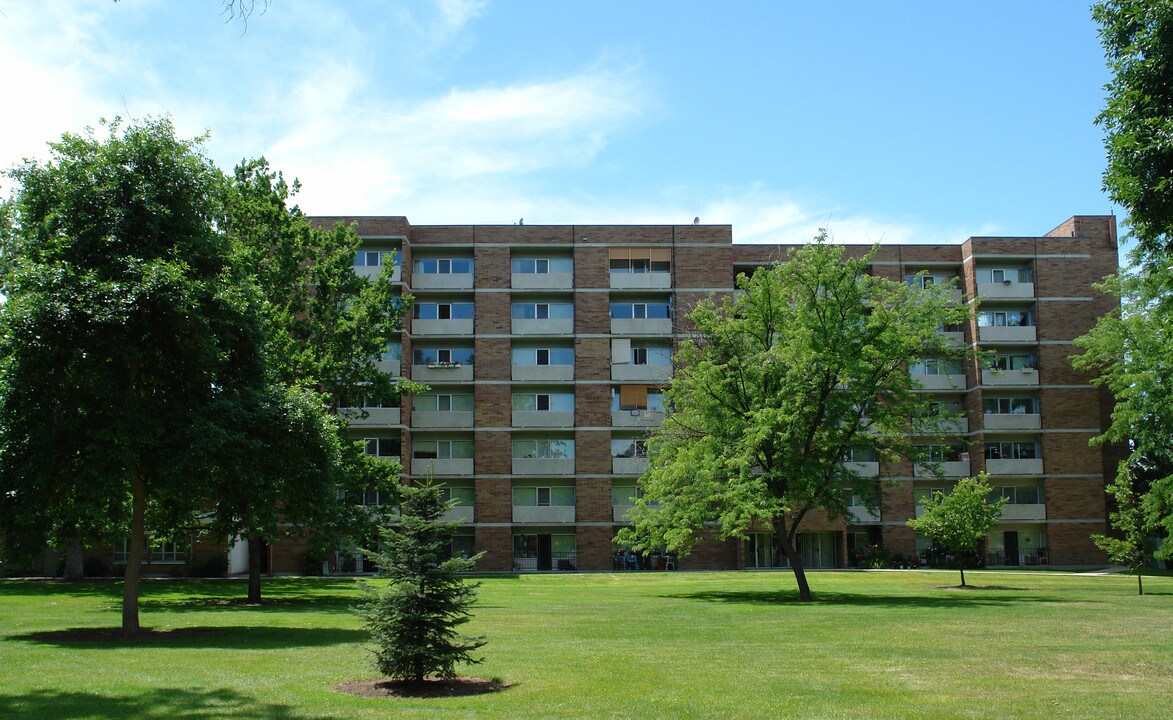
[907,474,1005,586]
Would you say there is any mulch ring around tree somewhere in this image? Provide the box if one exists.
[334,677,510,699]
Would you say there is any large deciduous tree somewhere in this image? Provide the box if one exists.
[906,474,1006,588]
[618,238,970,601]
[0,117,269,635]
[208,159,418,603]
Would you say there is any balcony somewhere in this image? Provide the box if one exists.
[978,326,1037,343]
[375,359,401,376]
[512,552,577,572]
[981,369,1038,387]
[356,264,402,283]
[412,363,473,383]
[613,457,649,475]
[440,506,474,524]
[1001,503,1047,521]
[513,411,575,428]
[512,457,575,475]
[983,413,1041,431]
[939,330,965,346]
[513,318,575,335]
[411,458,474,476]
[340,407,401,427]
[914,460,971,478]
[412,272,472,290]
[611,318,673,335]
[411,411,474,428]
[611,363,672,383]
[977,281,1035,300]
[610,272,672,290]
[512,364,574,382]
[843,461,879,478]
[411,319,474,336]
[985,458,1044,475]
[612,410,664,428]
[513,272,574,290]
[847,506,881,523]
[912,374,966,391]
[513,505,576,523]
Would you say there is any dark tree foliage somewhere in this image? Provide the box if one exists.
[0,117,268,635]
[357,481,485,686]
[907,474,1006,588]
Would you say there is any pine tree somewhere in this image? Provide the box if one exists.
[356,481,485,685]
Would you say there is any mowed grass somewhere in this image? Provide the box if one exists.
[1,570,1170,719]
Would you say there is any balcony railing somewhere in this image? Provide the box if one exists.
[512,551,577,571]
[987,548,1048,566]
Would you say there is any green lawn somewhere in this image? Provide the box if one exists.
[1,570,1170,719]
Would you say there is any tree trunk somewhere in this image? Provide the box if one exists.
[959,565,967,588]
[122,470,146,638]
[774,521,812,602]
[247,534,263,604]
[1138,572,1143,596]
[62,538,85,581]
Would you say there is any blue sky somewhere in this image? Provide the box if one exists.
[0,1,1116,245]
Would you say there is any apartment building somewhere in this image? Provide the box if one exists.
[79,214,1116,576]
[288,213,1116,574]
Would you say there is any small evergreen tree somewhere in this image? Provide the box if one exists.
[907,473,1006,587]
[1093,467,1155,595]
[356,481,485,686]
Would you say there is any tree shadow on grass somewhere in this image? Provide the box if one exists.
[664,588,1063,608]
[9,625,367,650]
[0,687,317,720]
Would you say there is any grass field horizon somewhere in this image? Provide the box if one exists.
[2,570,1170,719]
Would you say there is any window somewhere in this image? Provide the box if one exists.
[911,358,963,375]
[415,258,473,274]
[354,249,400,267]
[905,272,958,289]
[845,486,877,507]
[413,394,474,412]
[841,447,877,463]
[984,441,1040,460]
[512,257,573,274]
[917,445,963,463]
[413,439,474,460]
[989,352,1036,371]
[512,302,574,320]
[611,438,649,458]
[511,485,574,506]
[984,397,1038,414]
[913,488,945,506]
[114,539,186,564]
[413,348,475,366]
[609,248,671,273]
[413,302,474,320]
[612,386,666,411]
[363,489,386,507]
[976,266,1033,284]
[513,392,574,412]
[610,302,671,319]
[443,486,476,506]
[512,438,575,459]
[511,347,574,366]
[611,484,642,505]
[380,342,403,362]
[978,310,1035,327]
[364,437,401,457]
[994,485,1044,504]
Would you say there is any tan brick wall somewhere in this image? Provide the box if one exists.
[475,245,510,290]
[474,431,511,476]
[575,383,611,426]
[574,246,609,289]
[574,290,610,334]
[575,337,611,381]
[475,384,510,427]
[1044,476,1108,521]
[575,525,615,571]
[575,477,612,523]
[475,291,511,336]
[475,476,511,524]
[474,525,512,571]
[1046,523,1108,565]
[575,430,611,474]
[474,336,509,381]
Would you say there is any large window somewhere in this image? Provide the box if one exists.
[976,266,1032,284]
[413,348,475,366]
[609,248,671,274]
[989,352,1036,371]
[513,392,574,412]
[917,445,964,463]
[610,302,671,319]
[413,393,474,412]
[911,358,963,375]
[512,485,575,506]
[511,302,574,320]
[993,485,1044,504]
[364,437,401,457]
[978,310,1035,327]
[612,386,665,411]
[984,396,1038,414]
[841,447,877,463]
[985,441,1039,460]
[114,539,186,564]
[905,272,959,289]
[611,438,648,458]
[413,439,474,460]
[414,258,472,274]
[511,347,574,366]
[414,302,474,320]
[354,249,400,267]
[512,257,573,274]
[380,342,403,362]
[443,486,476,506]
[512,439,574,459]
[632,346,672,366]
